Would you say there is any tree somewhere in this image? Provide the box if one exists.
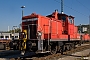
[9,28,21,33]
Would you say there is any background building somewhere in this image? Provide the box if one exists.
[77,24,90,34]
[0,32,19,40]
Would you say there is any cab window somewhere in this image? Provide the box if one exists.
[69,17,73,24]
[62,16,66,21]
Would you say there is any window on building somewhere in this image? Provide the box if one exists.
[0,36,4,38]
[5,36,9,38]
[15,36,18,38]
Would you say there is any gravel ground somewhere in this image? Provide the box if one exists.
[58,49,90,60]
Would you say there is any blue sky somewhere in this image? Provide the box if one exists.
[0,0,90,31]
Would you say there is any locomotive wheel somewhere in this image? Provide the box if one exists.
[59,48,62,53]
[51,46,57,54]
[66,45,70,51]
[56,46,61,53]
[9,42,13,50]
[26,41,32,51]
[72,43,75,49]
[48,45,51,51]
[63,45,66,52]
[0,43,5,50]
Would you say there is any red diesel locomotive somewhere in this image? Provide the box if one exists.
[19,10,90,54]
[9,10,90,55]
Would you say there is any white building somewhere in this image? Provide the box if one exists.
[0,33,19,40]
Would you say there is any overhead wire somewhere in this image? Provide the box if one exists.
[76,0,90,12]
[76,0,90,25]
[53,0,88,17]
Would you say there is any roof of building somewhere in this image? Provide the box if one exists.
[0,32,19,36]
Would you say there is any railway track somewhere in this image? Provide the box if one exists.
[0,50,36,59]
[0,42,90,60]
[20,42,90,60]
[0,50,20,58]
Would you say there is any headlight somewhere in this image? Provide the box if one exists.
[37,31,42,36]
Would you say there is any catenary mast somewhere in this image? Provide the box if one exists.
[61,0,64,14]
